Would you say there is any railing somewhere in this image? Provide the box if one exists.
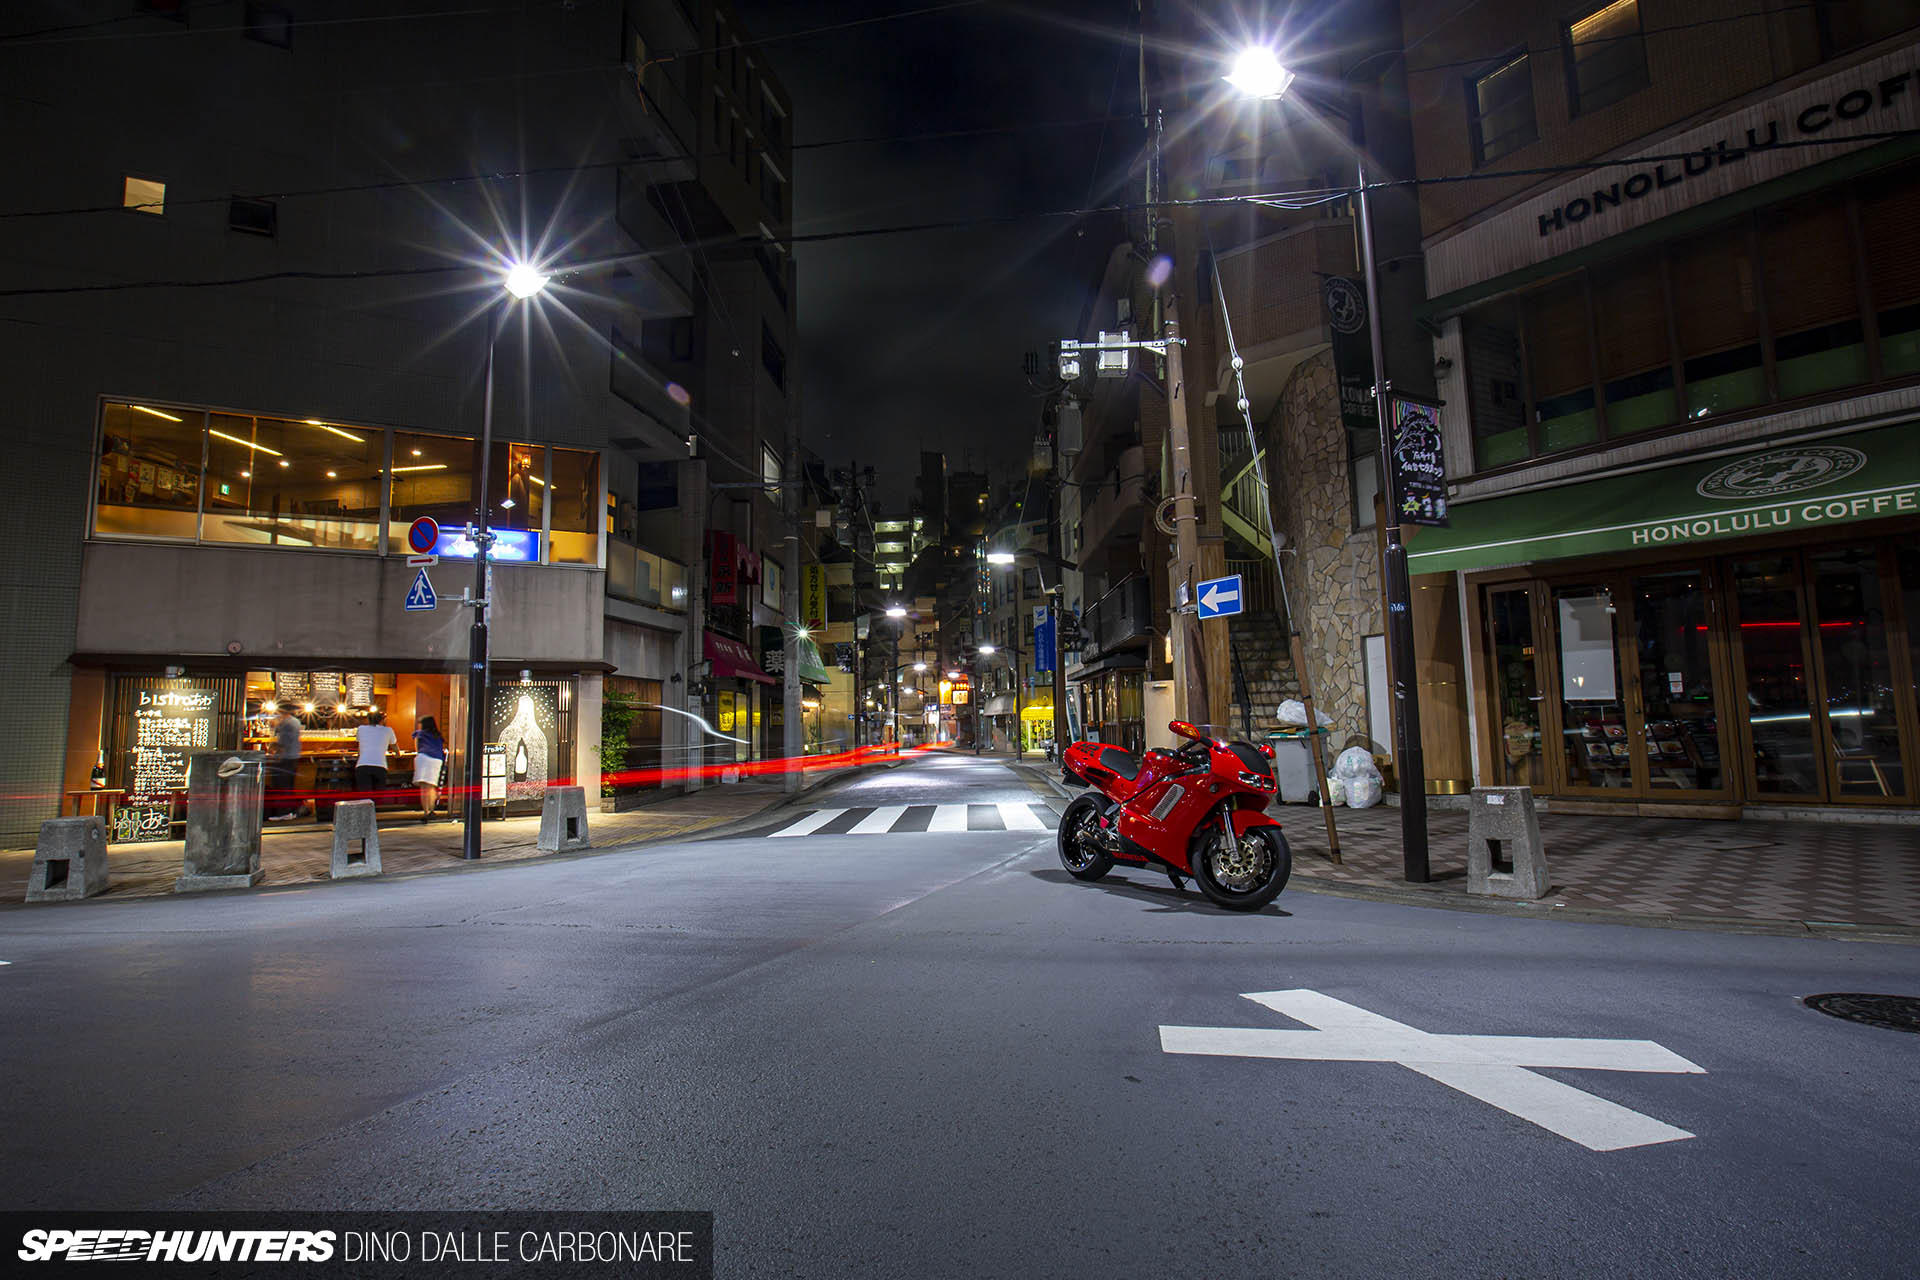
[606,538,688,612]
[1225,558,1281,615]
[1220,438,1273,557]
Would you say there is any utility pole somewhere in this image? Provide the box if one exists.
[781,403,803,792]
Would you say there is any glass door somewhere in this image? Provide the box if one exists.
[1551,583,1636,792]
[1627,569,1731,798]
[1728,555,1825,800]
[1807,544,1911,802]
[1485,585,1547,787]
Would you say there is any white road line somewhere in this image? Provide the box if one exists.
[927,805,970,832]
[997,802,1049,831]
[1161,989,1703,1152]
[767,809,845,838]
[849,805,909,834]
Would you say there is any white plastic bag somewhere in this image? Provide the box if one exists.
[1332,746,1377,780]
[1346,773,1383,809]
[1325,775,1347,807]
[1277,700,1332,728]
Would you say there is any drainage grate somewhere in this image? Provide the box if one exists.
[1802,993,1920,1034]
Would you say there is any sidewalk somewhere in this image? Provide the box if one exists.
[0,762,884,906]
[1009,761,1920,940]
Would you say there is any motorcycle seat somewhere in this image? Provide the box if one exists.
[1098,745,1139,781]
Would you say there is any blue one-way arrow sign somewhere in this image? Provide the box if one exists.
[405,566,437,611]
[1196,573,1243,620]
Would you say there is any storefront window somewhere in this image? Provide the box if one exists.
[549,447,601,565]
[96,401,203,539]
[1731,557,1822,796]
[387,431,475,550]
[1761,198,1866,401]
[1524,276,1599,453]
[1555,585,1632,788]
[1486,587,1543,786]
[1632,570,1722,792]
[490,442,545,542]
[203,414,381,550]
[1809,545,1907,798]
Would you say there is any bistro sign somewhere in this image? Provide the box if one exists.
[1428,40,1920,297]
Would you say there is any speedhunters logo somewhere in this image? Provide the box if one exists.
[19,1229,334,1263]
[6,1214,713,1277]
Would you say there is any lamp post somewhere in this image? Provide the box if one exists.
[461,261,549,862]
[1224,47,1428,881]
[988,547,1076,760]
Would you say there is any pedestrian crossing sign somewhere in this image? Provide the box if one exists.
[405,566,437,611]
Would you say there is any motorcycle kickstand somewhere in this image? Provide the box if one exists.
[1166,869,1185,892]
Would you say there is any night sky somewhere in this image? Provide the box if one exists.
[730,1,1146,510]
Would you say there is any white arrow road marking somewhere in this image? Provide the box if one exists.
[1160,989,1704,1152]
[849,805,909,834]
[767,808,845,838]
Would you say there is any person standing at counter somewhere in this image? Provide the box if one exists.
[412,715,446,822]
[354,709,398,800]
[266,707,305,822]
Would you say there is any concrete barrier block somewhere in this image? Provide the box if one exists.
[1467,786,1550,899]
[538,786,591,853]
[329,800,382,879]
[27,817,110,902]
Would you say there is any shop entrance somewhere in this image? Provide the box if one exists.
[1481,534,1919,807]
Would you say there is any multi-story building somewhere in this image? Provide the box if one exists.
[1400,0,1920,815]
[0,0,794,844]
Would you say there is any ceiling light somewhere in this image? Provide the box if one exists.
[239,470,251,479]
[391,463,448,473]
[131,405,183,422]
[305,419,366,443]
[278,459,290,468]
[411,448,423,457]
[326,470,337,478]
[209,428,283,456]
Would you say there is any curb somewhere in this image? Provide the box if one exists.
[1284,870,1920,945]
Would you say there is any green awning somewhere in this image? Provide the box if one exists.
[797,636,834,686]
[1406,422,1920,575]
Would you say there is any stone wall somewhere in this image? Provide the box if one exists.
[1267,349,1383,752]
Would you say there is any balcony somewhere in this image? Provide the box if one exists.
[606,538,688,612]
[1078,574,1153,663]
[1076,444,1145,567]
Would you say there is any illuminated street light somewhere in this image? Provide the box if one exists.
[986,551,1016,566]
[1223,46,1294,99]
[885,605,908,618]
[504,262,551,299]
[979,644,996,656]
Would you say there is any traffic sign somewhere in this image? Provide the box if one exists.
[1195,573,1244,619]
[406,554,438,567]
[404,567,437,611]
[406,516,440,555]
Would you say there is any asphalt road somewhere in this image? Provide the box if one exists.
[3,753,1917,1278]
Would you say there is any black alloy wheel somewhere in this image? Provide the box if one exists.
[1057,794,1115,881]
[1189,816,1290,911]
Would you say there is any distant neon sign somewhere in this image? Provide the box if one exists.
[434,528,540,562]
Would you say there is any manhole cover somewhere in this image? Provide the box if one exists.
[1802,993,1920,1033]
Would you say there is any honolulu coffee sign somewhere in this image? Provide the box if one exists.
[1427,41,1920,297]
[1404,422,1920,574]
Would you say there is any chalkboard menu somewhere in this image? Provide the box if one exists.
[1388,395,1450,528]
[273,671,310,706]
[127,685,218,801]
[310,672,341,712]
[346,673,374,707]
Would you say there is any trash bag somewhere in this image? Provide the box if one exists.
[1277,699,1333,728]
[1332,746,1377,779]
[1326,775,1348,807]
[1346,773,1383,809]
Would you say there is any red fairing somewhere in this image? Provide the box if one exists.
[1061,731,1278,874]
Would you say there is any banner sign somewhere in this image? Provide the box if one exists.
[802,564,827,631]
[708,531,737,605]
[1322,276,1376,434]
[1388,395,1450,527]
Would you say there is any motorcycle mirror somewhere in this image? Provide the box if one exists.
[1169,720,1203,742]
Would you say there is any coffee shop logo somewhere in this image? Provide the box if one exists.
[1695,446,1866,500]
[1321,276,1366,335]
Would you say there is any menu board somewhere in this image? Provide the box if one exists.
[127,685,218,801]
[347,673,374,707]
[273,671,310,706]
[310,672,341,712]
[113,803,175,843]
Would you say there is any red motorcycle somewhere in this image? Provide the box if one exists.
[1058,720,1291,910]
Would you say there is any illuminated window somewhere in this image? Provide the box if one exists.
[1466,52,1535,166]
[548,448,601,565]
[123,176,166,215]
[95,402,202,539]
[204,415,380,550]
[1565,0,1648,117]
[387,432,474,551]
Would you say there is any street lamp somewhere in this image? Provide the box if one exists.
[461,260,549,862]
[1225,49,1429,881]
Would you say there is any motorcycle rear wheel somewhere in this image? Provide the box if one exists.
[1057,795,1115,881]
[1190,821,1290,911]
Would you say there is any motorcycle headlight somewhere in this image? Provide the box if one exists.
[1238,770,1276,791]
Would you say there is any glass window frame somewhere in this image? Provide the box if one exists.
[1563,0,1650,118]
[1466,49,1537,167]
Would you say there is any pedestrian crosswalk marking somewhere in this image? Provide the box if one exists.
[764,803,1058,838]
[849,805,909,834]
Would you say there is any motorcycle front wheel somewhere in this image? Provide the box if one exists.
[1190,820,1290,911]
[1057,794,1115,881]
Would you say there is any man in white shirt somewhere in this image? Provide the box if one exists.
[354,709,398,801]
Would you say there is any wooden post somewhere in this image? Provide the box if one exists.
[1290,632,1343,865]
